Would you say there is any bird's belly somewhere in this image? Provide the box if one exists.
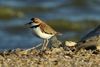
[33,27,53,39]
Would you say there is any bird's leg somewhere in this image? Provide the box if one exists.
[42,39,49,50]
[44,39,49,50]
[42,39,46,50]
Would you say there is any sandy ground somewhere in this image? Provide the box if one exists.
[0,46,100,67]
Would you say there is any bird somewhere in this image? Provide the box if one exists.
[26,18,60,50]
[75,25,100,51]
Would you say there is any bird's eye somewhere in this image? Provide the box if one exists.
[31,18,37,22]
[31,18,35,21]
[31,18,39,22]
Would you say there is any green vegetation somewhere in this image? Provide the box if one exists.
[15,6,53,13]
[0,7,24,19]
[0,6,53,19]
[72,0,87,7]
[47,19,99,32]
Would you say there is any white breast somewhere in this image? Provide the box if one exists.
[33,27,54,39]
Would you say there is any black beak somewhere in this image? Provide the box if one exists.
[25,22,32,25]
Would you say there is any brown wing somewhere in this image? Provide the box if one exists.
[40,22,57,35]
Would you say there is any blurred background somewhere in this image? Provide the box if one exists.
[0,0,100,50]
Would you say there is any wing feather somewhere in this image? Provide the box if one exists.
[40,23,57,35]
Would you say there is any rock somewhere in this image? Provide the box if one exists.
[51,36,62,48]
[65,41,77,47]
[76,25,100,51]
[51,47,64,54]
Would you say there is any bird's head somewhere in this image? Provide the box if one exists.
[31,18,42,25]
[25,18,42,28]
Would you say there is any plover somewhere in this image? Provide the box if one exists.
[26,18,60,50]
